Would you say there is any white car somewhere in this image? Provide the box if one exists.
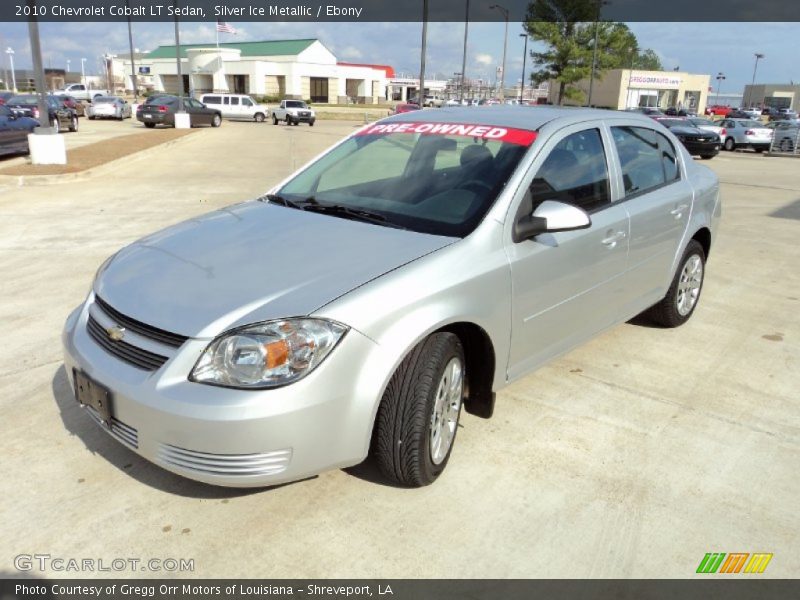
[199,94,268,123]
[86,96,132,121]
[271,100,316,126]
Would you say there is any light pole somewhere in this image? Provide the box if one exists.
[519,33,529,102]
[80,57,86,88]
[715,72,726,106]
[418,0,428,105]
[126,0,139,98]
[587,0,606,107]
[490,4,508,101]
[459,0,470,103]
[5,47,16,92]
[748,52,764,108]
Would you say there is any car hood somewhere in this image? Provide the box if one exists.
[668,125,710,136]
[94,201,456,338]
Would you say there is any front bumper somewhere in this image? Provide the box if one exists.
[62,296,383,487]
[682,139,720,156]
[288,112,315,123]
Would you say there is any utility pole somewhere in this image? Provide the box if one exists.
[418,0,428,105]
[519,33,529,102]
[459,0,470,103]
[174,0,184,111]
[126,0,139,98]
[748,52,764,108]
[587,0,603,106]
[490,4,508,101]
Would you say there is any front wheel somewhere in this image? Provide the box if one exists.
[644,240,706,328]
[700,154,715,160]
[309,120,315,127]
[724,137,735,151]
[69,116,78,132]
[272,115,278,125]
[254,113,265,123]
[373,332,465,487]
[51,119,60,134]
[211,114,222,128]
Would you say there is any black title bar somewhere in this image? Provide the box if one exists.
[2,0,800,22]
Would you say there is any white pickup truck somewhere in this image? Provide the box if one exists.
[55,83,111,102]
[270,99,316,126]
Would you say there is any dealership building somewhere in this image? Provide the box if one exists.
[113,39,392,103]
[740,83,800,110]
[550,69,712,113]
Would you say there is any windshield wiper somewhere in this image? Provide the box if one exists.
[260,193,306,210]
[303,203,408,229]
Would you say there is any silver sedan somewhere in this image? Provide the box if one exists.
[718,118,773,152]
[63,107,720,488]
[87,96,132,121]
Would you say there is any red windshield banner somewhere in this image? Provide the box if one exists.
[355,122,537,146]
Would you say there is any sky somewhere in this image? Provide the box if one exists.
[0,21,797,95]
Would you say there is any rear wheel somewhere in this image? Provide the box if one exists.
[644,240,706,328]
[51,119,60,134]
[373,332,465,487]
[700,154,715,160]
[780,138,794,152]
[724,137,735,151]
[69,116,78,132]
[272,114,278,125]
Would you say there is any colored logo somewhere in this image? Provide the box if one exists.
[696,553,773,574]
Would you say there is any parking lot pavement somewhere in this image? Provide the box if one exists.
[0,125,797,578]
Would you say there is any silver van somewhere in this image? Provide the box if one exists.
[199,93,268,122]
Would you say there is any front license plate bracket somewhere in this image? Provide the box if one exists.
[74,369,113,427]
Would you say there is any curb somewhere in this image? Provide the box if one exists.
[0,128,207,187]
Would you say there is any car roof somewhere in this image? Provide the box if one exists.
[383,105,654,131]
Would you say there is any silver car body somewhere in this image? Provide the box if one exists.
[688,117,726,139]
[63,107,721,487]
[771,120,800,152]
[719,118,773,150]
[87,96,132,120]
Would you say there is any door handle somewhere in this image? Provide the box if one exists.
[670,204,689,218]
[602,231,626,246]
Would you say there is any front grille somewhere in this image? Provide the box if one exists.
[157,444,292,477]
[87,314,168,371]
[94,296,188,348]
[86,407,139,449]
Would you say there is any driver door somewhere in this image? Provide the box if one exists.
[505,124,630,380]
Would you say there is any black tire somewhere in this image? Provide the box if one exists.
[309,120,315,127]
[700,154,714,160]
[755,147,765,153]
[88,116,95,121]
[51,119,60,134]
[69,116,78,132]
[724,137,735,151]
[373,332,466,487]
[285,117,291,125]
[254,112,265,123]
[144,122,156,129]
[272,114,278,125]
[644,240,706,328]
[211,114,222,128]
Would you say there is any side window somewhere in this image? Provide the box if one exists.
[223,97,229,105]
[231,97,240,106]
[242,98,253,107]
[204,96,221,105]
[611,126,668,196]
[656,132,680,183]
[529,128,610,213]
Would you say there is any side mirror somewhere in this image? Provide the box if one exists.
[513,200,591,243]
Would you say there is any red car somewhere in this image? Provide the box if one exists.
[705,105,732,117]
[0,91,14,105]
[388,103,421,116]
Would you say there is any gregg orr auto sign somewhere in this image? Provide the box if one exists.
[630,74,682,88]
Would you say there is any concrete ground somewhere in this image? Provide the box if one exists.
[0,121,797,579]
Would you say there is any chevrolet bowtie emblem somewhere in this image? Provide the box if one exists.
[106,325,126,342]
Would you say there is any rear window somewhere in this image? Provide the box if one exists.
[736,120,763,128]
[93,97,114,104]
[8,95,38,104]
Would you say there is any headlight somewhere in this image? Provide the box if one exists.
[190,318,348,389]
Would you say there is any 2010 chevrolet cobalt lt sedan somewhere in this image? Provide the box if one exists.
[63,107,720,488]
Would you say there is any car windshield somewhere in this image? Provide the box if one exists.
[690,119,715,127]
[8,95,38,104]
[93,97,115,104]
[285,101,307,108]
[276,123,533,238]
[659,119,689,128]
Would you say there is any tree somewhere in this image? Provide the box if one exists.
[524,0,663,104]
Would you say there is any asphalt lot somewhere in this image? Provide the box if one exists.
[0,119,798,579]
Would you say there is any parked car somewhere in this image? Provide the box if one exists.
[740,107,762,119]
[625,107,663,116]
[726,109,752,119]
[199,93,269,122]
[652,117,720,159]
[388,103,421,116]
[0,91,15,105]
[705,105,732,117]
[57,95,86,117]
[63,107,720,489]
[771,120,800,152]
[0,104,39,156]
[664,107,688,116]
[136,95,222,128]
[54,83,110,102]
[718,118,773,152]
[87,96,132,121]
[270,99,315,126]
[687,117,726,141]
[445,99,461,107]
[5,94,78,133]
[423,95,444,108]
